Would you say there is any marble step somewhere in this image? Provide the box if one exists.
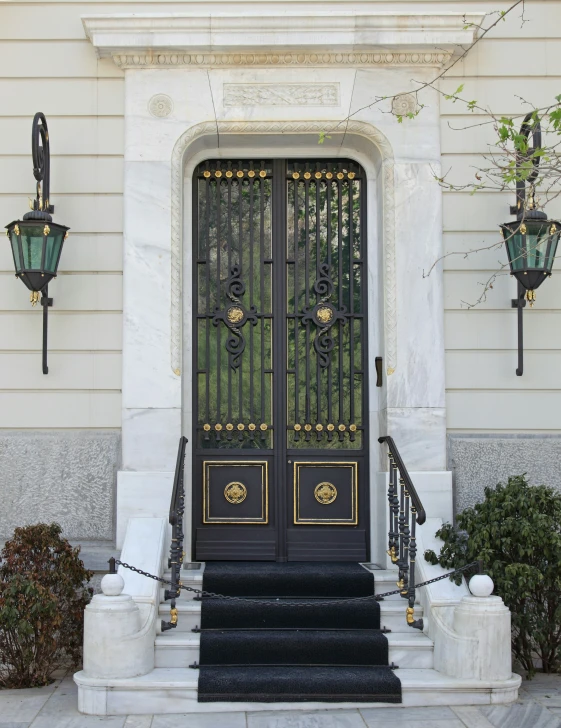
[160,568,406,603]
[158,600,424,634]
[154,630,434,669]
[75,667,522,714]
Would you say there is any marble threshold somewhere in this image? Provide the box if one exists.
[74,668,522,714]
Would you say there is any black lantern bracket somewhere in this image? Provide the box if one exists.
[4,113,70,374]
[501,112,560,376]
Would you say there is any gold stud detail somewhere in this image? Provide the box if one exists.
[349,424,357,432]
[224,482,247,504]
[314,482,337,505]
[226,423,234,431]
[203,424,211,431]
[348,172,356,179]
[248,423,256,431]
[551,224,557,235]
[259,170,267,178]
[226,306,244,324]
[226,170,233,178]
[237,423,245,431]
[326,172,333,179]
[248,170,255,178]
[215,424,223,431]
[337,172,344,180]
[338,424,346,431]
[43,225,50,235]
[292,172,300,180]
[304,171,311,180]
[237,170,244,178]
[215,170,222,178]
[316,423,323,431]
[327,424,335,431]
[260,423,268,431]
[294,424,302,431]
[14,224,20,236]
[203,170,211,178]
[64,231,69,240]
[520,223,527,234]
[315,171,322,179]
[30,291,40,306]
[304,424,312,432]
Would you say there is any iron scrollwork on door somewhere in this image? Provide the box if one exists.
[212,264,258,370]
[302,262,348,369]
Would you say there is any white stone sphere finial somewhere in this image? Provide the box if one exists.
[469,573,494,597]
[101,572,125,597]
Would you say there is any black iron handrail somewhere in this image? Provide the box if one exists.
[378,435,426,630]
[161,435,187,632]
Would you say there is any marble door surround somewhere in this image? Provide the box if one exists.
[83,4,483,553]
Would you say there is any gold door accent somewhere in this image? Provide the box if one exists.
[203,461,268,524]
[293,461,358,525]
[224,482,247,504]
[314,482,337,504]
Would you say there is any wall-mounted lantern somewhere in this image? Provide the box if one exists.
[500,112,560,376]
[4,113,70,374]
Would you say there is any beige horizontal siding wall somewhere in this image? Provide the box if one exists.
[1,0,560,435]
[439,0,561,434]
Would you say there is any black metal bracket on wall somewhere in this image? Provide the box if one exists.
[511,280,526,377]
[40,286,53,375]
[375,356,383,387]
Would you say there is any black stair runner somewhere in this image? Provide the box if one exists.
[197,562,401,703]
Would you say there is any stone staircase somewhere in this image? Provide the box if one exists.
[156,566,434,672]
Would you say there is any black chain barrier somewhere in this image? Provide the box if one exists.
[112,559,480,607]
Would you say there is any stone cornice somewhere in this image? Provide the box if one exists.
[82,10,483,68]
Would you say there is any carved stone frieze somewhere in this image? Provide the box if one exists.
[223,83,339,107]
[113,51,453,70]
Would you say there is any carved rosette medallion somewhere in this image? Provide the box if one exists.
[148,94,173,118]
[314,482,338,505]
[224,482,247,504]
[316,306,334,325]
[391,94,417,117]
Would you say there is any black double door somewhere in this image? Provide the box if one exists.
[192,158,369,562]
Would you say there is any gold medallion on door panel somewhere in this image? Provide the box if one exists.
[314,482,337,504]
[224,481,247,504]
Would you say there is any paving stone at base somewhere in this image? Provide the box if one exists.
[479,702,561,728]
[152,713,246,728]
[247,710,366,728]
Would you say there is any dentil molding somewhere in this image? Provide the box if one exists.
[169,120,397,379]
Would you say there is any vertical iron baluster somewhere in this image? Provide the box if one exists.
[401,489,411,597]
[238,177,243,430]
[349,177,355,433]
[326,177,333,437]
[304,172,311,427]
[260,171,266,439]
[227,175,232,426]
[205,177,211,431]
[315,176,321,431]
[216,176,222,426]
[407,506,421,628]
[337,168,344,433]
[397,477,406,589]
[294,176,300,437]
[249,171,255,426]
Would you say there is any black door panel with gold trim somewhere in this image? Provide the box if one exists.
[192,159,368,561]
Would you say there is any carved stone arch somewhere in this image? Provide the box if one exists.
[170,120,396,378]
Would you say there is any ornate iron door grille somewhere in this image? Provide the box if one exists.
[193,159,368,562]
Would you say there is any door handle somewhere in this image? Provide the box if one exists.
[375,357,383,387]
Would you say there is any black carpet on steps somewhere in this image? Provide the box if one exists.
[202,561,374,597]
[197,562,401,703]
[200,595,380,629]
[200,629,390,666]
[197,665,402,703]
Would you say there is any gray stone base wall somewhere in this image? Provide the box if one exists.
[0,430,121,542]
[448,434,561,514]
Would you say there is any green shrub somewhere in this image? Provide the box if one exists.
[424,475,561,678]
[0,523,93,688]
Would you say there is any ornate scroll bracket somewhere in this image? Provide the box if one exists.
[302,302,348,368]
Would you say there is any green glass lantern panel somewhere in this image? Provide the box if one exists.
[9,231,22,272]
[44,229,65,274]
[19,225,44,269]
